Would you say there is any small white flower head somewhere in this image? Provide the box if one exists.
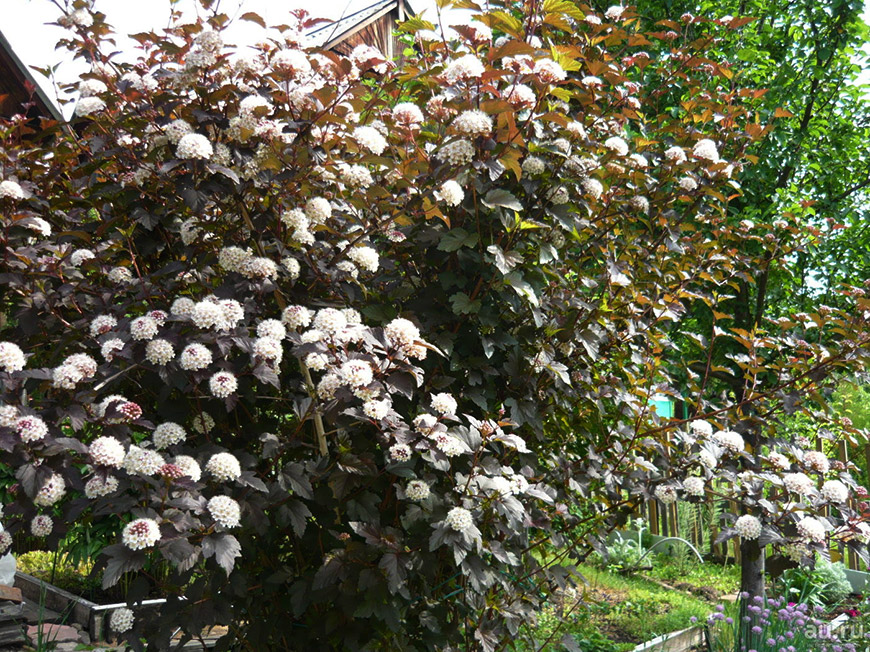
[25,217,51,237]
[510,473,529,495]
[304,352,329,372]
[74,96,106,117]
[282,257,301,280]
[313,308,347,335]
[654,484,678,504]
[445,506,474,532]
[405,480,430,501]
[123,446,165,476]
[352,125,388,155]
[783,472,815,495]
[130,316,158,341]
[431,393,457,415]
[385,318,420,350]
[209,371,238,398]
[64,353,97,378]
[30,515,53,538]
[89,436,126,468]
[282,305,312,330]
[522,156,546,175]
[363,399,391,420]
[566,121,587,140]
[85,475,119,498]
[253,337,283,364]
[768,451,790,471]
[436,180,464,207]
[110,607,135,633]
[304,197,332,225]
[504,83,536,109]
[796,516,826,544]
[443,54,484,83]
[692,138,719,163]
[803,451,830,474]
[100,338,125,362]
[272,49,311,77]
[107,266,133,284]
[393,102,424,127]
[389,443,412,462]
[689,420,713,437]
[179,343,213,371]
[735,514,762,540]
[79,78,107,98]
[342,308,362,325]
[206,452,241,482]
[340,360,374,387]
[664,145,687,163]
[338,164,374,189]
[191,301,224,330]
[452,110,492,137]
[0,405,18,428]
[145,339,174,365]
[820,479,849,503]
[683,476,705,497]
[0,180,25,200]
[17,415,48,443]
[605,5,625,20]
[153,423,187,450]
[604,136,629,156]
[218,247,252,274]
[0,531,11,554]
[208,495,241,528]
[347,246,379,273]
[170,297,195,319]
[439,139,476,166]
[712,430,744,454]
[240,257,278,281]
[34,473,66,507]
[629,195,650,214]
[70,248,96,266]
[317,373,342,400]
[0,342,26,373]
[699,449,718,468]
[547,186,570,205]
[176,133,214,160]
[122,518,161,550]
[572,175,600,199]
[90,314,118,337]
[256,319,286,341]
[174,455,202,482]
[534,58,566,83]
[434,434,465,457]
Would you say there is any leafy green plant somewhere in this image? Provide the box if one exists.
[775,557,852,607]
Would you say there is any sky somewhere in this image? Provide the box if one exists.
[3,0,870,117]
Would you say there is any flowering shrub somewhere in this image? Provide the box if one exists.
[2,0,870,648]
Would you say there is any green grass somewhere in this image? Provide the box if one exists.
[644,555,741,594]
[517,564,715,651]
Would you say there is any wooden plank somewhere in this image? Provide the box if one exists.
[0,585,22,603]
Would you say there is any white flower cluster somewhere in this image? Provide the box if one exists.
[443,54,484,83]
[0,342,26,373]
[180,343,213,371]
[405,480,430,501]
[124,446,165,476]
[85,475,119,499]
[783,472,814,495]
[282,305,312,330]
[16,415,48,443]
[110,608,135,633]
[209,371,238,398]
[207,495,241,528]
[734,514,762,540]
[175,455,202,481]
[363,399,391,420]
[692,138,719,162]
[122,518,161,550]
[683,477,705,497]
[90,436,126,468]
[0,180,25,200]
[389,443,412,462]
[654,485,677,504]
[522,156,545,175]
[206,452,241,482]
[803,451,830,474]
[439,139,475,166]
[352,125,388,155]
[768,452,790,471]
[796,516,826,544]
[445,506,474,532]
[347,246,379,273]
[712,430,744,454]
[340,360,374,387]
[90,314,117,337]
[153,422,187,449]
[70,248,95,266]
[453,110,492,137]
[34,473,66,507]
[431,393,457,415]
[145,339,174,365]
[31,515,53,537]
[820,479,849,503]
[437,180,464,207]
[176,133,214,160]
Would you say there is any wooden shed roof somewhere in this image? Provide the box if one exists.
[307,0,411,52]
[0,28,62,122]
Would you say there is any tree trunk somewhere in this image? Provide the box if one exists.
[739,537,765,649]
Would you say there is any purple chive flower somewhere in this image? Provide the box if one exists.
[751,626,763,634]
[726,617,733,624]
